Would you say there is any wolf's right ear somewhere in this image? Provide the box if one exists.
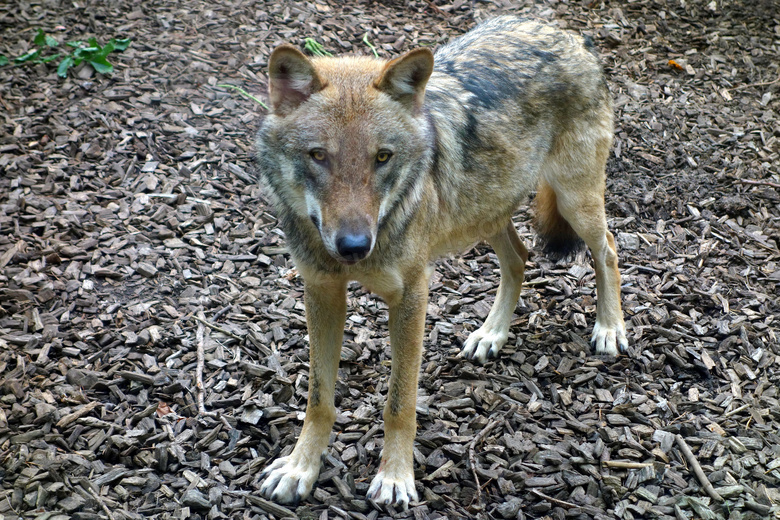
[375,48,434,112]
[268,44,326,115]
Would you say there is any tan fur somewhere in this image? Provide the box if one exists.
[256,16,627,509]
[535,179,582,256]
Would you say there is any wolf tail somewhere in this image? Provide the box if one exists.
[534,180,585,259]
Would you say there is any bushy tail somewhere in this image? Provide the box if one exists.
[534,180,584,259]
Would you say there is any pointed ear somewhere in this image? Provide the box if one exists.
[268,44,326,115]
[375,48,434,112]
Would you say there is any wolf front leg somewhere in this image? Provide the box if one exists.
[367,271,430,509]
[259,277,347,504]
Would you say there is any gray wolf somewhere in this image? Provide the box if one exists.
[255,15,627,509]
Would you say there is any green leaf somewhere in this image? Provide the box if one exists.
[57,56,74,77]
[72,47,96,60]
[33,29,46,47]
[111,38,131,51]
[34,30,59,48]
[0,55,8,66]
[73,39,100,58]
[66,40,84,48]
[98,40,115,58]
[89,55,113,75]
[15,49,41,64]
[41,53,61,63]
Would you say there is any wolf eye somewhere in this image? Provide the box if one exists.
[376,151,392,164]
[310,149,327,163]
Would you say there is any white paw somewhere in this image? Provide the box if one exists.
[591,320,628,356]
[258,455,320,505]
[461,325,508,363]
[367,467,418,510]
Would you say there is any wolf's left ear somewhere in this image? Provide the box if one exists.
[268,44,326,115]
[375,48,434,112]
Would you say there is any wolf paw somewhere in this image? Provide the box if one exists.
[591,321,628,356]
[462,326,508,363]
[258,456,319,505]
[367,468,418,510]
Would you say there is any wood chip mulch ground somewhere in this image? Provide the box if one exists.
[1,0,779,519]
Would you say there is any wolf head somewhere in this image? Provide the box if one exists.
[257,45,434,265]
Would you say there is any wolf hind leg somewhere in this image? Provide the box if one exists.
[545,137,628,355]
[556,197,627,355]
[462,221,528,363]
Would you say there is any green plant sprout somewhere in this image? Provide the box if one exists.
[213,35,376,111]
[216,84,268,110]
[304,38,332,57]
[362,33,379,58]
[1,29,130,78]
[302,34,378,60]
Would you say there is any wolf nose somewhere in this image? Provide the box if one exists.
[336,233,372,261]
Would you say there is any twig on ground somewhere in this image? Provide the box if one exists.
[245,494,297,518]
[188,313,244,342]
[675,434,724,502]
[195,320,209,416]
[723,403,751,417]
[120,156,137,186]
[529,488,579,509]
[468,419,500,504]
[82,483,116,520]
[728,74,780,91]
[738,178,780,189]
[601,461,654,469]
[424,0,448,16]
[220,414,234,431]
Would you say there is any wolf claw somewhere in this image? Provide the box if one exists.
[367,469,418,510]
[258,456,318,505]
[462,326,508,363]
[591,321,628,356]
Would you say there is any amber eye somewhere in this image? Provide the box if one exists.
[376,151,392,164]
[310,149,327,163]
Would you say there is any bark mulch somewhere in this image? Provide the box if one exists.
[1,0,779,519]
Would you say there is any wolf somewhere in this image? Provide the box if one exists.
[255,16,628,509]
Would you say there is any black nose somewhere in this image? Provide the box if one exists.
[336,232,372,261]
